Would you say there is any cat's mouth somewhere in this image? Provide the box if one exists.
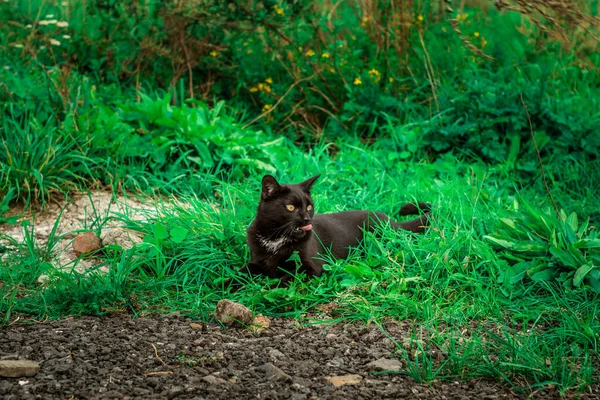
[295,224,313,232]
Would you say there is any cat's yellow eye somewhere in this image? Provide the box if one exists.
[286,204,295,211]
[307,205,313,211]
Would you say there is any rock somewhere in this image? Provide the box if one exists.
[167,385,185,399]
[325,374,363,387]
[262,362,292,382]
[189,323,204,331]
[214,300,253,326]
[201,374,226,384]
[248,314,270,333]
[0,360,40,377]
[268,348,285,360]
[73,232,102,257]
[365,357,402,372]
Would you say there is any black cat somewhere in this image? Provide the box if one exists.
[239,174,430,283]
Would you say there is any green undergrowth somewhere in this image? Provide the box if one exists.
[2,0,600,395]
[1,142,599,394]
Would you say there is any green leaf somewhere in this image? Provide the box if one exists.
[573,264,594,287]
[588,270,600,293]
[154,222,169,241]
[531,268,556,282]
[345,264,374,279]
[566,212,578,235]
[170,226,189,243]
[484,235,515,249]
[574,239,600,249]
[505,262,530,284]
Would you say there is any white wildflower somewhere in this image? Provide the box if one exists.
[25,24,32,29]
[57,21,68,28]
[50,39,61,46]
[39,20,50,25]
[11,43,24,48]
[62,34,71,39]
[46,14,54,18]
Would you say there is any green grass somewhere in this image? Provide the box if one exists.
[1,140,598,394]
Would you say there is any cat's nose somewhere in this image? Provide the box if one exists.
[302,216,310,224]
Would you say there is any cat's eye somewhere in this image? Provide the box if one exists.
[286,205,295,211]
[307,205,313,211]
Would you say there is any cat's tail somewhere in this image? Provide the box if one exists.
[397,202,431,233]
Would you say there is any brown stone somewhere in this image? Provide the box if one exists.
[214,300,252,326]
[248,314,270,333]
[0,360,40,377]
[325,374,363,387]
[73,232,102,257]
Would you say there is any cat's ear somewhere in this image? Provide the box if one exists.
[261,175,281,200]
[299,174,320,192]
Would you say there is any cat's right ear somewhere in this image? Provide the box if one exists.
[261,175,281,200]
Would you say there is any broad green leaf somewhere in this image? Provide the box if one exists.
[566,212,578,235]
[512,243,547,253]
[550,246,580,268]
[588,270,600,293]
[484,235,515,249]
[170,226,189,243]
[345,264,374,279]
[574,239,600,249]
[531,268,556,282]
[154,222,169,241]
[573,264,594,287]
[499,218,517,231]
[505,262,529,284]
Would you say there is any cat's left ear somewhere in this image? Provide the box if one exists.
[299,174,320,192]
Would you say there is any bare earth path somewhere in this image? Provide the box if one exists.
[0,314,582,400]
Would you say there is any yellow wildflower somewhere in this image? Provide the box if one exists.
[328,67,335,73]
[354,77,362,85]
[322,52,330,58]
[274,5,285,16]
[262,104,272,111]
[417,14,424,22]
[389,77,394,83]
[306,49,315,57]
[210,50,218,57]
[249,87,259,93]
[265,77,273,84]
[474,32,480,38]
[368,68,381,82]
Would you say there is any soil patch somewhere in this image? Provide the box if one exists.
[0,314,581,400]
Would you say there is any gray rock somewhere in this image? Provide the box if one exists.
[263,362,292,382]
[0,360,41,377]
[201,374,226,384]
[214,300,253,326]
[365,357,402,372]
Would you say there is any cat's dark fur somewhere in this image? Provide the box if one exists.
[238,174,431,283]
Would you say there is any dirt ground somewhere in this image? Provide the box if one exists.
[1,313,591,400]
[0,192,152,276]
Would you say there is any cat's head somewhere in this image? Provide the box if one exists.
[256,174,320,239]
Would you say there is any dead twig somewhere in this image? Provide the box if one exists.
[519,94,560,218]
